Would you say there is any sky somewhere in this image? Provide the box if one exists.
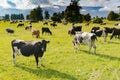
[0,0,120,16]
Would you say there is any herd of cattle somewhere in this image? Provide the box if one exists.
[3,21,120,67]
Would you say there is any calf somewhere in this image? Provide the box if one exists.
[31,29,40,38]
[42,27,52,35]
[68,26,82,35]
[73,32,97,53]
[6,28,14,34]
[11,39,50,67]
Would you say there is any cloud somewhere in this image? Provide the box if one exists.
[7,0,16,7]
[0,0,120,12]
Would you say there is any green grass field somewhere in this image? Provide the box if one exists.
[0,20,120,80]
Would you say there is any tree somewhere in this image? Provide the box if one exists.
[4,14,10,20]
[83,13,91,22]
[93,17,103,24]
[64,0,82,23]
[10,13,24,20]
[44,10,50,20]
[51,12,61,22]
[29,6,43,21]
[107,11,119,21]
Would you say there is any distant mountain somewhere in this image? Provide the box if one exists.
[0,6,110,18]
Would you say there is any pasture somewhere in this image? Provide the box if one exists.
[0,20,120,80]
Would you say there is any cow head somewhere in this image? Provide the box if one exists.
[41,40,50,52]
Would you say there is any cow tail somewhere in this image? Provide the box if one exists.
[91,35,97,41]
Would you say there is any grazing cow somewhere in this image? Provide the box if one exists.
[43,22,48,25]
[104,27,115,34]
[42,27,52,35]
[68,26,82,35]
[50,23,57,27]
[73,32,97,53]
[11,39,50,67]
[17,23,24,28]
[90,27,100,33]
[31,29,40,38]
[25,25,32,30]
[91,29,107,42]
[110,28,120,39]
[6,28,14,34]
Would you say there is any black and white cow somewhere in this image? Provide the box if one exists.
[25,24,32,30]
[91,29,107,42]
[11,39,50,67]
[68,26,82,35]
[73,32,97,53]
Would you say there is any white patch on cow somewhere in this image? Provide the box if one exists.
[13,47,21,55]
[15,39,24,43]
[74,32,96,53]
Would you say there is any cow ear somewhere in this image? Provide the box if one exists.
[38,42,41,44]
[47,41,50,43]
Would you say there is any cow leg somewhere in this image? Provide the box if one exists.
[40,57,45,67]
[88,46,92,53]
[35,57,39,68]
[73,41,79,53]
[93,43,96,54]
[13,53,16,66]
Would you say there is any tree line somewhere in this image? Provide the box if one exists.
[3,0,120,23]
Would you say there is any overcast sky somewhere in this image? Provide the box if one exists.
[0,0,119,11]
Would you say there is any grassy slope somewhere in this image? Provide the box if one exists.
[0,20,120,80]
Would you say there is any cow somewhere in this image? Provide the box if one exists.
[11,39,50,67]
[6,28,14,34]
[31,29,40,38]
[42,27,52,35]
[25,24,32,30]
[90,27,100,33]
[17,23,24,28]
[91,29,107,42]
[110,28,120,39]
[73,32,97,54]
[43,22,48,25]
[68,26,82,35]
[50,23,57,27]
[104,27,115,34]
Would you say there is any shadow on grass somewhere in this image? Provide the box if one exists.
[17,65,77,80]
[80,49,120,61]
[107,41,120,44]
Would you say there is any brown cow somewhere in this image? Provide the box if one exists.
[31,29,40,38]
